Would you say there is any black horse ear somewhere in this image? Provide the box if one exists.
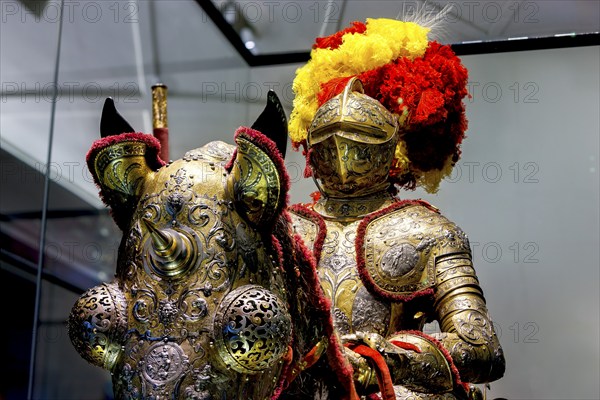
[251,90,288,158]
[100,98,135,137]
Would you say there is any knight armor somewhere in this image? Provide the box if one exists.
[285,78,505,400]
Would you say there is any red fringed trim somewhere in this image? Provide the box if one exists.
[399,330,470,395]
[309,191,321,204]
[347,344,396,400]
[271,234,287,274]
[270,233,295,400]
[326,337,360,400]
[292,232,359,400]
[289,204,327,265]
[355,200,439,302]
[293,233,330,314]
[303,147,314,178]
[224,148,237,172]
[234,126,291,211]
[271,345,294,400]
[314,21,367,50]
[86,132,165,178]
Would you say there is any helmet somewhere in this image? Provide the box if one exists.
[307,78,399,197]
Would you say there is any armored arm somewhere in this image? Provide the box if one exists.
[375,247,505,392]
[431,250,505,383]
[349,219,505,395]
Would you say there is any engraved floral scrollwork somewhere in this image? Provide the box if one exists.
[132,289,157,324]
[323,254,349,273]
[228,137,281,227]
[179,290,209,322]
[351,287,391,335]
[436,225,471,253]
[67,282,127,369]
[364,208,434,293]
[142,202,162,224]
[188,204,212,227]
[74,136,293,399]
[95,142,148,197]
[183,141,235,163]
[333,307,351,334]
[309,138,396,196]
[160,168,194,220]
[214,285,291,374]
[452,309,493,345]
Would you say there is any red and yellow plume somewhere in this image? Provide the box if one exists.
[289,18,469,193]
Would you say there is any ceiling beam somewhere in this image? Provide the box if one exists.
[196,1,598,65]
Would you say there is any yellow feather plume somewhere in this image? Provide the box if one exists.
[289,19,430,145]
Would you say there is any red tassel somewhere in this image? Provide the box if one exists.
[309,191,321,204]
[304,147,314,178]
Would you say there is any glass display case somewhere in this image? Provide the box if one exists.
[1,1,598,399]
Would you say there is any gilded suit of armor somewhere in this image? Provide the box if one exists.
[286,79,505,399]
[67,95,341,400]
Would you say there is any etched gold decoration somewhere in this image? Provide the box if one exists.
[214,285,292,374]
[70,137,292,399]
[141,218,198,279]
[93,141,152,200]
[68,282,127,370]
[286,78,505,400]
[309,78,398,145]
[227,136,281,227]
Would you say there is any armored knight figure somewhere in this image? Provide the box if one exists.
[282,18,506,400]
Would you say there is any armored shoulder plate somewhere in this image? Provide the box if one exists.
[358,203,471,300]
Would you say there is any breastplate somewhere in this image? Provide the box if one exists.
[290,201,446,337]
[319,219,393,336]
[291,211,392,337]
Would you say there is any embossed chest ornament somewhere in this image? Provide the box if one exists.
[68,92,350,400]
[292,199,450,303]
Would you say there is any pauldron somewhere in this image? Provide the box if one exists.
[356,201,470,301]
